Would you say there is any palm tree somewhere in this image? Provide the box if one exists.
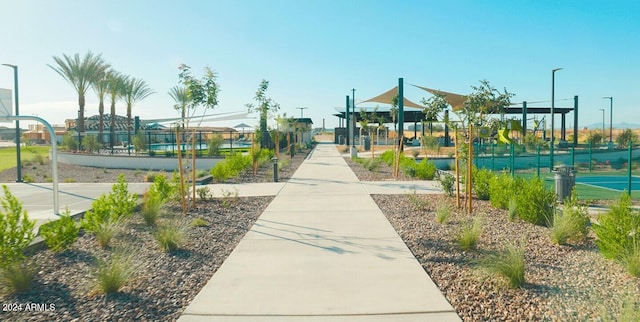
[91,73,109,145]
[105,71,126,149]
[48,51,109,147]
[169,86,189,123]
[121,77,154,149]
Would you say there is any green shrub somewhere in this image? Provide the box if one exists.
[488,173,520,209]
[380,150,395,166]
[457,217,483,250]
[39,209,79,252]
[208,133,224,156]
[149,174,173,202]
[593,193,640,261]
[414,158,437,180]
[438,172,455,197]
[514,177,555,226]
[22,174,34,183]
[81,194,112,232]
[0,261,35,294]
[196,186,212,200]
[221,188,239,209]
[154,224,186,252]
[0,185,36,267]
[31,153,45,165]
[550,190,590,245]
[94,251,135,294]
[109,174,138,219]
[473,167,494,200]
[436,203,452,224]
[481,241,526,288]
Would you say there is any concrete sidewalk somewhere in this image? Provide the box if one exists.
[179,143,460,321]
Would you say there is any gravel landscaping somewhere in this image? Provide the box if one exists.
[0,148,311,321]
[346,150,640,321]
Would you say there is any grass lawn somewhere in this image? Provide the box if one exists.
[0,146,51,172]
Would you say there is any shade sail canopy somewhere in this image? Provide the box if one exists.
[360,86,425,109]
[412,85,468,111]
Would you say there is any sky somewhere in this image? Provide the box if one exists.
[1,0,639,132]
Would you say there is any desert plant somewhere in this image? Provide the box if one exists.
[221,188,239,209]
[0,185,36,267]
[81,194,112,232]
[22,174,34,183]
[148,173,173,202]
[514,177,555,226]
[435,203,452,224]
[83,135,99,153]
[64,177,76,183]
[140,191,164,227]
[62,132,78,151]
[473,167,494,200]
[31,153,45,165]
[507,196,518,221]
[196,186,212,200]
[0,261,35,294]
[550,190,590,245]
[438,172,455,197]
[154,224,186,252]
[39,209,79,252]
[94,251,136,294]
[592,193,640,261]
[481,241,526,288]
[621,240,640,278]
[94,219,120,248]
[407,190,429,211]
[208,133,224,156]
[457,216,483,250]
[190,217,209,227]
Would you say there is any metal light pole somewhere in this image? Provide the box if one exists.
[599,108,605,144]
[296,107,308,118]
[603,96,613,145]
[2,64,21,182]
[351,88,356,148]
[550,68,562,171]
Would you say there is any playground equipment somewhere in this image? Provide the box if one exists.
[497,119,523,144]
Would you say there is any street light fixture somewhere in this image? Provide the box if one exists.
[599,108,605,144]
[603,96,613,145]
[296,107,308,118]
[550,67,562,171]
[2,63,21,182]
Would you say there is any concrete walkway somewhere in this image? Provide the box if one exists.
[179,143,460,321]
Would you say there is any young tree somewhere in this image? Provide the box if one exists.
[246,80,280,149]
[421,92,448,136]
[457,80,513,128]
[616,129,639,148]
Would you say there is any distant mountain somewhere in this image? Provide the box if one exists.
[583,122,640,130]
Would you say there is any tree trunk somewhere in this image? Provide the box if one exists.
[110,101,116,149]
[127,103,132,154]
[98,101,104,145]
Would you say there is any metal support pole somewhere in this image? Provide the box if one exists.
[551,68,562,171]
[589,141,593,172]
[1,115,59,214]
[571,146,575,166]
[537,145,541,178]
[345,95,350,146]
[3,64,22,182]
[628,140,632,194]
[398,78,404,151]
[573,96,578,146]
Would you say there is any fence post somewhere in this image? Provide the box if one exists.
[589,141,593,172]
[491,142,495,171]
[537,145,541,178]
[510,143,515,177]
[571,146,575,167]
[628,140,632,194]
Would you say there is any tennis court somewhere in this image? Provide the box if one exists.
[575,175,640,191]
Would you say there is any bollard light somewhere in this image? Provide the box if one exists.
[272,157,279,182]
